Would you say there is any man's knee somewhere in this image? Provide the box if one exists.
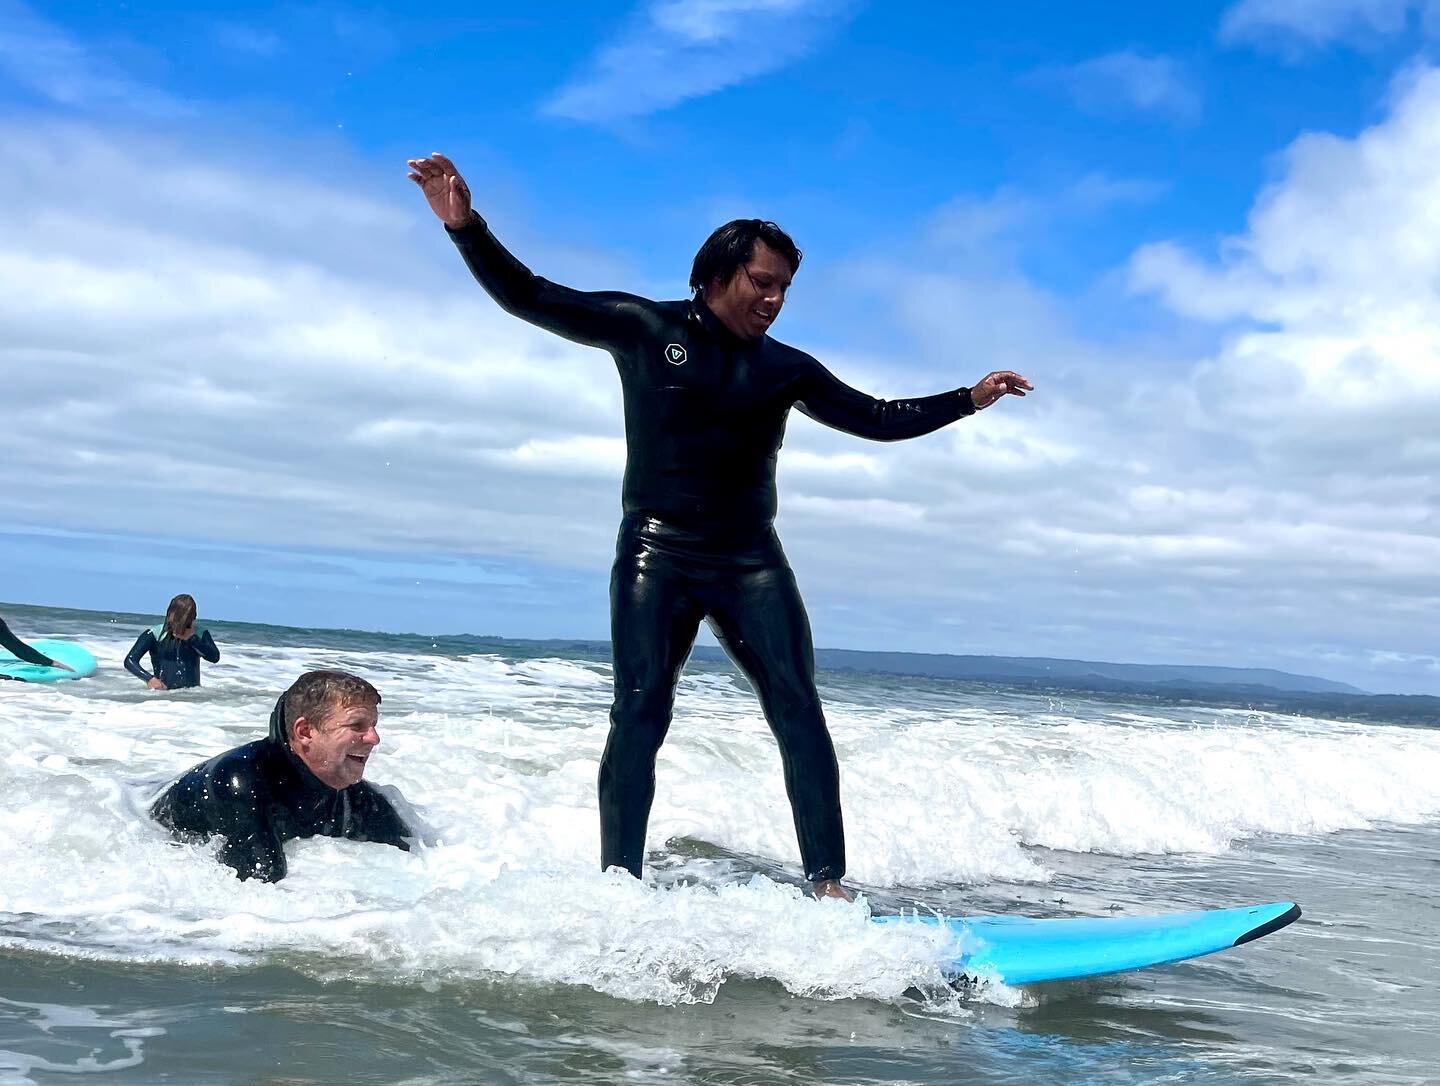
[603,683,676,771]
[610,680,676,727]
[763,683,825,732]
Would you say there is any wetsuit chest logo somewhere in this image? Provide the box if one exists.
[664,343,687,366]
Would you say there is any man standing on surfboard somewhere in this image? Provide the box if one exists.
[410,152,1031,900]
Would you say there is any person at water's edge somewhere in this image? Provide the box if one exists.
[124,593,220,691]
[409,152,1032,901]
[151,669,411,882]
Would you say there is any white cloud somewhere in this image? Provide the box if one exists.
[923,174,1165,262]
[926,189,1034,257]
[542,0,860,123]
[1097,64,1440,684]
[760,67,1440,691]
[1038,50,1201,123]
[1220,0,1440,50]
[484,436,629,476]
[1064,172,1170,213]
[1130,63,1440,432]
[0,120,628,569]
[8,64,1440,691]
[0,1,188,115]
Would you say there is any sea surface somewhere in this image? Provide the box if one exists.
[2,603,1438,1085]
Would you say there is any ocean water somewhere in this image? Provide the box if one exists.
[2,603,1438,1085]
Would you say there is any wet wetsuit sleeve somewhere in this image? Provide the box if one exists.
[151,753,287,881]
[216,823,286,883]
[190,629,220,664]
[124,630,157,682]
[350,786,413,852]
[0,618,56,667]
[209,766,287,882]
[792,356,975,442]
[446,216,646,350]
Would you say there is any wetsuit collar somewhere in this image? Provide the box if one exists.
[267,694,288,745]
[690,295,759,350]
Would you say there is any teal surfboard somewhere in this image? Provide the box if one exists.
[0,639,97,682]
[875,900,1301,985]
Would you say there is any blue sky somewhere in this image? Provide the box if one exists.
[3,0,1440,692]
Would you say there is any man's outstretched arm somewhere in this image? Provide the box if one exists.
[794,358,1033,442]
[0,618,59,669]
[408,152,644,351]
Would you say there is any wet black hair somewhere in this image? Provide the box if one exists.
[689,219,802,296]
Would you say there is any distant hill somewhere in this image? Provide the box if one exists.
[791,649,1368,696]
[508,641,1363,698]
[685,646,1436,727]
[6,600,1434,726]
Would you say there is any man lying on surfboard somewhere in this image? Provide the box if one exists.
[150,669,412,882]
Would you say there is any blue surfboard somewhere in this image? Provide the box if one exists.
[0,639,97,682]
[875,900,1301,985]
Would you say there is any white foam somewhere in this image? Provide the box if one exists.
[4,624,1440,1005]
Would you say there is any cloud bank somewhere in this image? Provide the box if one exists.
[5,59,1440,689]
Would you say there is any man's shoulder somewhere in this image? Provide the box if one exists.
[349,779,401,815]
[191,740,274,795]
[346,780,413,847]
[759,333,820,371]
[622,297,689,334]
[153,740,275,833]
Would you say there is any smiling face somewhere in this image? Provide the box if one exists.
[704,239,794,340]
[291,700,381,789]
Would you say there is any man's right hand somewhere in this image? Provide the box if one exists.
[147,677,166,690]
[407,152,476,230]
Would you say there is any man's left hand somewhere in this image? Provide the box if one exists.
[971,370,1033,409]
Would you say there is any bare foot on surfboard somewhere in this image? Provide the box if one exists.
[813,879,855,902]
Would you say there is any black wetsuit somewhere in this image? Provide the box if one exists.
[125,627,220,689]
[150,699,410,882]
[449,216,975,882]
[0,617,57,670]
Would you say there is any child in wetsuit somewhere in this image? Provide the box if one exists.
[124,593,220,690]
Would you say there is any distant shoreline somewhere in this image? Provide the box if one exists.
[7,599,1436,727]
